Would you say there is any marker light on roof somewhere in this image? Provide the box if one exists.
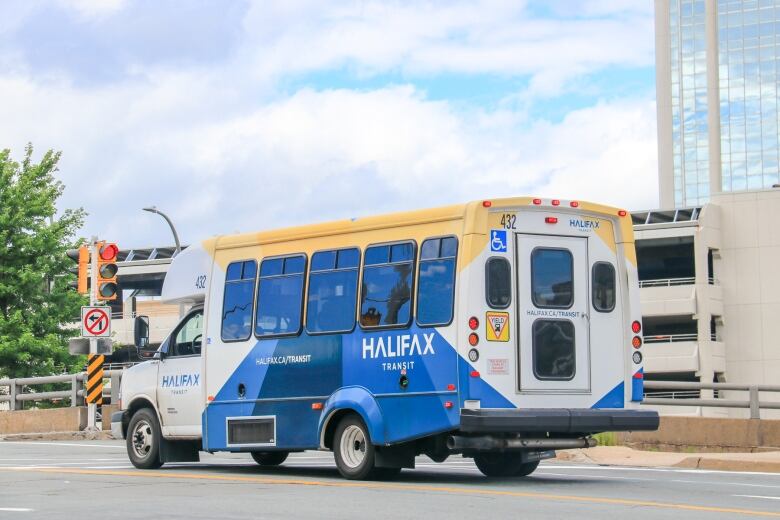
[482,200,492,207]
[570,201,579,208]
[552,199,560,206]
[533,198,542,205]
[618,210,628,217]
[545,217,558,224]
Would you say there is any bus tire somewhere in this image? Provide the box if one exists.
[474,453,536,478]
[126,408,163,470]
[251,451,289,466]
[333,415,378,480]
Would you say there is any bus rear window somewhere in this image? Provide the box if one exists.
[360,242,415,328]
[221,260,257,341]
[255,255,306,337]
[531,248,573,308]
[592,262,616,312]
[485,257,511,308]
[533,319,575,380]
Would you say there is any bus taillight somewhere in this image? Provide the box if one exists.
[468,316,479,330]
[632,320,641,333]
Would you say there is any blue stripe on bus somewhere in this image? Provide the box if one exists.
[591,381,625,409]
[204,326,516,451]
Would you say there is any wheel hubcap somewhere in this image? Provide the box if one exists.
[340,425,366,469]
[131,419,153,459]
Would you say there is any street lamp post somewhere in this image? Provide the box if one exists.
[142,206,182,256]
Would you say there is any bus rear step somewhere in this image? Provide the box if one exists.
[446,435,597,451]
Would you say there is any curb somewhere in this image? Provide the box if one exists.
[674,457,780,473]
[0,431,115,442]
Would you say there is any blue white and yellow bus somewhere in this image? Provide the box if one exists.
[113,197,658,479]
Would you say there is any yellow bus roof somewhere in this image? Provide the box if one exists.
[212,197,629,250]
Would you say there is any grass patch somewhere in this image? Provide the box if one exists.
[593,432,618,446]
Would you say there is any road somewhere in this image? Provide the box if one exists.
[0,440,779,519]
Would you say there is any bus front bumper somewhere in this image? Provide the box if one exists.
[459,408,659,435]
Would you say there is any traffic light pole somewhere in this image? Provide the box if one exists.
[86,236,98,432]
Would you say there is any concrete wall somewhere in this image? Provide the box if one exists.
[713,188,780,419]
[0,407,87,435]
[618,416,780,451]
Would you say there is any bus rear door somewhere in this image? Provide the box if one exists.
[515,234,591,393]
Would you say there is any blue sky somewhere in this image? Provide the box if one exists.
[0,0,659,248]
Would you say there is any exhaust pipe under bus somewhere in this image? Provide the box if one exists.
[446,435,597,452]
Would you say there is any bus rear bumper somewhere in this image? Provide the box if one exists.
[459,408,659,435]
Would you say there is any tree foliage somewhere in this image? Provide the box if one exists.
[0,145,87,379]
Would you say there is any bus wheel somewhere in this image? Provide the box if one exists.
[474,453,537,477]
[333,416,377,480]
[251,451,289,466]
[126,408,163,470]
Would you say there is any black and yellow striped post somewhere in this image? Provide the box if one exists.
[86,354,105,405]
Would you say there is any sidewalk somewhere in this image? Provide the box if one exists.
[556,446,780,473]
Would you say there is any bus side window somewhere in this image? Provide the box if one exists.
[221,260,257,342]
[417,237,457,326]
[255,255,306,337]
[360,242,416,328]
[485,257,511,309]
[592,262,616,312]
[306,248,360,334]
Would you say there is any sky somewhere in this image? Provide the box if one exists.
[0,0,659,248]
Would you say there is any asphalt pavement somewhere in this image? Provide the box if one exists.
[0,440,779,519]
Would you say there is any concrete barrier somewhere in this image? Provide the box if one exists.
[0,407,87,435]
[101,405,118,431]
[618,416,780,451]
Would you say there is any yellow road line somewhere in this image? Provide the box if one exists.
[2,466,779,517]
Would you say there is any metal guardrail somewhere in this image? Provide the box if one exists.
[0,370,123,411]
[643,381,780,419]
[638,277,719,288]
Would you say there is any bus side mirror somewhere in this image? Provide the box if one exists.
[134,315,150,349]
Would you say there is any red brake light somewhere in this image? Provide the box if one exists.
[551,199,560,206]
[482,200,492,207]
[632,320,641,334]
[545,217,558,224]
[570,201,579,208]
[468,316,479,330]
[533,198,542,205]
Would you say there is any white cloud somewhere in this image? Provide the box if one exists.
[0,74,657,247]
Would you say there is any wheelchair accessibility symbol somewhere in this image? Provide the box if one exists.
[490,230,507,252]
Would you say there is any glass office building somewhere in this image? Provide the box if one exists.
[657,0,780,207]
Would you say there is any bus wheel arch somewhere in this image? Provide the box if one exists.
[123,397,160,439]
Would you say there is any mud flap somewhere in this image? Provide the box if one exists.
[160,438,201,463]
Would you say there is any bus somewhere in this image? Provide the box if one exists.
[112,197,658,479]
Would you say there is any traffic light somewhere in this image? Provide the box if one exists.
[96,241,119,300]
[66,245,89,295]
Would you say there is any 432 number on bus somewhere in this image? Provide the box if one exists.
[500,213,516,230]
